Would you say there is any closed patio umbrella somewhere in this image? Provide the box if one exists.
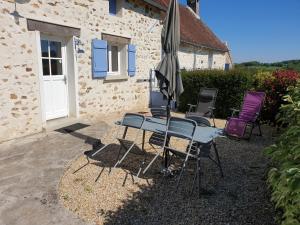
[155,0,183,119]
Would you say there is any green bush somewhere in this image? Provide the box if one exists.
[265,82,300,225]
[178,69,254,119]
[253,70,274,88]
[260,70,300,123]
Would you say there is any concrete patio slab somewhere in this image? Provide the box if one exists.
[0,113,228,225]
[0,120,111,225]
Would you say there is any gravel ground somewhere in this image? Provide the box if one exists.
[59,121,277,225]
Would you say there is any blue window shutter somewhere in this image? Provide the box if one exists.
[92,39,107,78]
[128,44,136,77]
[109,0,117,15]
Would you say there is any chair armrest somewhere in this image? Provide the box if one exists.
[254,112,261,120]
[187,104,197,112]
[230,108,240,117]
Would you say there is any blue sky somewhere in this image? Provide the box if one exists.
[181,0,300,63]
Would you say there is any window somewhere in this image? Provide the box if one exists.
[107,44,121,75]
[41,40,63,76]
[109,0,117,15]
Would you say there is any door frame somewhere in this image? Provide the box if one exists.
[41,34,69,120]
[35,31,79,126]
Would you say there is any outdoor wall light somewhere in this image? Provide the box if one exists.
[10,1,23,24]
[10,0,30,24]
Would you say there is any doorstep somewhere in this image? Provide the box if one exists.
[44,117,90,132]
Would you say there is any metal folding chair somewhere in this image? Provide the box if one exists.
[186,88,218,127]
[185,115,223,178]
[142,108,167,174]
[113,113,146,177]
[162,117,199,192]
[150,107,168,119]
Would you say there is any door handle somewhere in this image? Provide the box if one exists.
[63,75,67,84]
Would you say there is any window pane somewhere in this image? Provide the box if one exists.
[41,40,49,57]
[42,59,50,76]
[51,59,62,75]
[50,41,62,58]
[111,46,118,72]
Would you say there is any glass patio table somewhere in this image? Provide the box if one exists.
[116,116,224,168]
[141,117,224,143]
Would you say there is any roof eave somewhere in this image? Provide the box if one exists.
[181,40,229,52]
[142,0,167,11]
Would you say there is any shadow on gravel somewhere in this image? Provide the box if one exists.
[97,136,277,225]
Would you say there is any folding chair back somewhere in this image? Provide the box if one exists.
[148,107,167,147]
[185,115,211,127]
[239,91,265,122]
[114,113,146,174]
[167,117,197,141]
[196,88,218,116]
[121,113,145,129]
[150,107,168,118]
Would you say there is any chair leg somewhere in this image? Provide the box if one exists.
[164,148,169,169]
[257,121,262,136]
[212,115,216,128]
[213,142,224,177]
[190,163,198,195]
[176,147,192,190]
[137,130,147,177]
[95,167,105,182]
[248,124,254,141]
[196,150,201,198]
[73,156,90,174]
[114,144,135,168]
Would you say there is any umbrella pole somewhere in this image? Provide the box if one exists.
[163,97,171,171]
[166,97,171,122]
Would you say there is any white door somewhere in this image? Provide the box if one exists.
[40,37,68,120]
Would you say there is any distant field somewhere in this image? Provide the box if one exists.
[235,60,300,72]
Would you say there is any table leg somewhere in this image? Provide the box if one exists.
[164,136,170,169]
[142,130,145,151]
[197,148,201,198]
[137,130,146,177]
[122,126,128,139]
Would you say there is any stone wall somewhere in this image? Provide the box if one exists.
[211,52,226,70]
[0,7,42,142]
[0,0,229,142]
[178,43,226,70]
[0,0,162,142]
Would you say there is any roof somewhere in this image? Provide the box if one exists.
[145,0,229,52]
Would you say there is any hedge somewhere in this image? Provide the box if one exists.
[178,69,255,119]
[178,69,300,122]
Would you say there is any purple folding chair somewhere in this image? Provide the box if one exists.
[225,91,265,140]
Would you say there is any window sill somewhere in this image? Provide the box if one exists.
[104,75,128,82]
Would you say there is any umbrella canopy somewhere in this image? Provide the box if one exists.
[155,0,183,104]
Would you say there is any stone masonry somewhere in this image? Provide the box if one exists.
[178,43,226,70]
[0,0,162,142]
[0,0,229,142]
